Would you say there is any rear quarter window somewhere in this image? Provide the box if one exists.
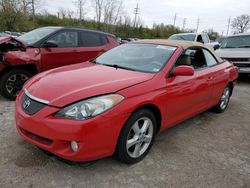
[81,31,107,47]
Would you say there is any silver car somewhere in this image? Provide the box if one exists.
[216,33,250,74]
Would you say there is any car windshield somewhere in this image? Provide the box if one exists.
[220,35,250,48]
[95,43,176,73]
[18,27,59,45]
[169,34,196,41]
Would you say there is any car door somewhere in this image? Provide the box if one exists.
[77,31,108,62]
[165,48,214,127]
[202,49,229,107]
[40,30,81,71]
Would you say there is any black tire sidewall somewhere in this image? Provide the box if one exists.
[0,69,32,100]
[116,108,157,164]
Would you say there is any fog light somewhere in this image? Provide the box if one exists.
[71,141,78,152]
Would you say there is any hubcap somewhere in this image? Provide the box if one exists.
[6,74,29,96]
[220,87,230,110]
[126,117,153,158]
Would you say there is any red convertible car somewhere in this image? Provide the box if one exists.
[15,40,238,164]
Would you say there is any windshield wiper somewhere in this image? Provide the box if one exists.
[27,45,36,48]
[102,64,136,71]
[90,60,101,64]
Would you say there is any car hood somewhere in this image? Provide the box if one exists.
[0,36,26,47]
[25,62,155,107]
[216,48,250,58]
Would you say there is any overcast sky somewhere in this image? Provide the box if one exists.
[43,0,250,35]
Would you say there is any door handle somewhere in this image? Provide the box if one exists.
[207,76,213,81]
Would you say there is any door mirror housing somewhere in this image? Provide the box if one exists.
[43,40,58,48]
[172,66,194,76]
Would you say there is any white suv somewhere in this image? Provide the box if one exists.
[216,33,250,74]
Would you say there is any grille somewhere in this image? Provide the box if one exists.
[19,127,53,146]
[223,57,250,62]
[233,63,250,68]
[21,93,46,115]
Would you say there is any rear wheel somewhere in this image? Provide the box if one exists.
[0,69,32,100]
[213,85,231,113]
[116,108,157,164]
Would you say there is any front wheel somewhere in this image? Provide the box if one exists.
[0,69,32,100]
[213,86,231,113]
[115,108,157,164]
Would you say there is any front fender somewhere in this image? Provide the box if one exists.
[5,48,41,72]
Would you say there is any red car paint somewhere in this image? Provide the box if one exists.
[15,41,238,162]
[0,35,118,73]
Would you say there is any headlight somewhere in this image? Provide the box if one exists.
[55,94,124,120]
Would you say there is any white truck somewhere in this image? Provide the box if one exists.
[169,33,217,49]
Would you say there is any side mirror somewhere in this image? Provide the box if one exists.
[214,44,220,50]
[43,40,58,48]
[172,66,194,76]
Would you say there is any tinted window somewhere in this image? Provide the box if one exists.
[81,32,106,47]
[220,35,250,48]
[96,44,177,73]
[203,49,218,67]
[169,34,196,41]
[49,31,78,48]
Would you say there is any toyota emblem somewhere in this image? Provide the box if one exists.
[23,100,31,109]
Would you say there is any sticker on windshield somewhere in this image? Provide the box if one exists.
[153,68,160,72]
[156,45,176,50]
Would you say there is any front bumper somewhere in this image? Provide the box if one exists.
[233,62,250,74]
[15,92,129,162]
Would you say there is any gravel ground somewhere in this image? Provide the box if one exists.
[0,77,249,188]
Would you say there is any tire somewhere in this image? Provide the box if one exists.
[213,85,231,113]
[0,69,32,100]
[115,108,157,164]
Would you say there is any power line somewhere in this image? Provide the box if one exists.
[133,3,139,28]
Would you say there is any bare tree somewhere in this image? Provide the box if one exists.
[58,8,67,19]
[103,0,123,25]
[73,0,87,21]
[92,0,123,29]
[93,0,104,28]
[231,14,250,33]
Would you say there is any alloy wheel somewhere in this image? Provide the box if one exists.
[126,117,154,158]
[6,73,29,96]
[220,87,230,110]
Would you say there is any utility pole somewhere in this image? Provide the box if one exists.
[226,17,231,36]
[133,3,139,28]
[196,18,200,32]
[80,0,82,20]
[31,0,35,27]
[173,13,177,26]
[182,18,186,30]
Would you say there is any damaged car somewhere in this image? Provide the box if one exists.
[0,27,118,100]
